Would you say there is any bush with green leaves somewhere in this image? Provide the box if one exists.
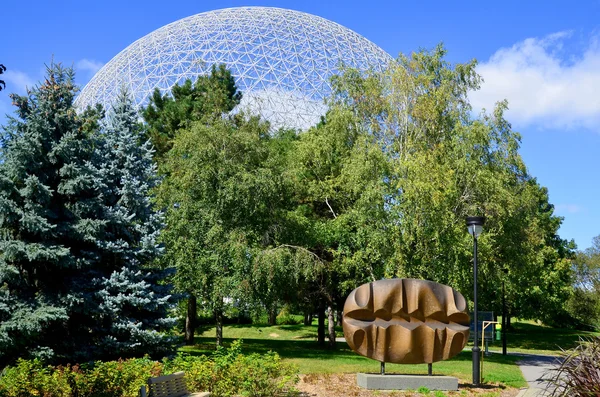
[216,341,298,397]
[0,358,70,397]
[69,357,162,397]
[0,341,298,397]
[0,357,160,397]
[546,337,600,396]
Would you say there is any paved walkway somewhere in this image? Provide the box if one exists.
[513,353,558,397]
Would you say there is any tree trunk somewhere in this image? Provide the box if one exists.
[185,294,197,345]
[303,311,311,326]
[215,307,224,347]
[336,309,343,327]
[317,304,325,346]
[327,305,336,349]
[268,303,277,326]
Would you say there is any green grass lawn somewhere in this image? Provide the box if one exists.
[180,323,527,388]
[484,320,600,355]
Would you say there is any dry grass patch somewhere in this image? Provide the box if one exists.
[297,374,522,397]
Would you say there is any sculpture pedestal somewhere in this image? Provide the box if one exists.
[357,373,458,391]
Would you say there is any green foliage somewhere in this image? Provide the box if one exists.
[277,314,302,326]
[68,357,161,397]
[0,359,70,397]
[155,115,287,344]
[546,337,600,397]
[262,101,397,346]
[199,340,298,397]
[89,88,176,359]
[0,356,159,397]
[566,236,600,329]
[251,44,574,339]
[0,341,299,397]
[164,354,213,393]
[146,64,260,345]
[0,64,174,365]
[0,64,95,364]
[227,351,298,397]
[148,45,573,340]
[142,64,241,159]
[327,44,574,323]
[564,288,600,329]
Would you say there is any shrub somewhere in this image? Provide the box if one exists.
[229,352,299,397]
[164,353,213,392]
[276,314,302,326]
[202,340,299,397]
[71,357,162,397]
[0,340,298,397]
[276,306,302,326]
[546,336,600,396]
[0,358,70,397]
[0,357,162,397]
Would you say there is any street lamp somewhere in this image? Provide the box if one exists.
[502,267,508,356]
[466,216,485,386]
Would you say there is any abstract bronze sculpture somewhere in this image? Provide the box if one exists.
[342,278,470,364]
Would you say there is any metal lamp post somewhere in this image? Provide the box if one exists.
[502,267,508,356]
[466,216,485,386]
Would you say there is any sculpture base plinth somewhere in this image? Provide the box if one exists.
[357,373,458,391]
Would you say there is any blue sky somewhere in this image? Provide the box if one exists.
[3,0,600,249]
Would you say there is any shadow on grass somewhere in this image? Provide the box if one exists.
[503,322,599,352]
[223,323,343,333]
[181,336,521,366]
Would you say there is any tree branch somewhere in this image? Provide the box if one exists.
[325,197,337,219]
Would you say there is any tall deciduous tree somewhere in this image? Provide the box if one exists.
[156,115,284,346]
[567,236,600,328]
[272,106,396,348]
[329,45,574,324]
[143,65,243,345]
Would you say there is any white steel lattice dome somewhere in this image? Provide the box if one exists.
[76,7,392,130]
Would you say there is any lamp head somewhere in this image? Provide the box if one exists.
[466,216,485,238]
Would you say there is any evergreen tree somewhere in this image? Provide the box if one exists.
[142,64,242,160]
[0,64,174,365]
[91,88,175,359]
[0,64,100,364]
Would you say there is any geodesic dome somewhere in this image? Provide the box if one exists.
[75,7,392,131]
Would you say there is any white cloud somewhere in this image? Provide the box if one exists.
[469,32,600,130]
[2,69,36,95]
[76,59,104,76]
[555,204,585,214]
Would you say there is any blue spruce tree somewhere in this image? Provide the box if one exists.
[0,64,102,364]
[91,88,175,359]
[0,64,174,365]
